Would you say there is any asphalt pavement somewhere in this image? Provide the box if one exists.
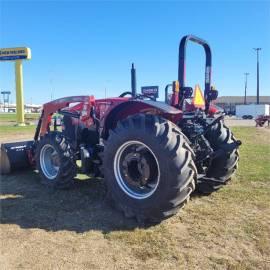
[224,119,255,127]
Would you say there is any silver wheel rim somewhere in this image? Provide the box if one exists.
[113,140,160,199]
[40,144,60,180]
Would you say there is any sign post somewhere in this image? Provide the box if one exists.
[0,47,31,125]
[15,60,25,124]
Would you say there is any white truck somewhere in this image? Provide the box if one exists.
[236,104,270,119]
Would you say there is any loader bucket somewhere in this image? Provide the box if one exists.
[0,141,34,174]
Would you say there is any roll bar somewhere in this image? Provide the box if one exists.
[165,84,172,104]
[178,35,212,107]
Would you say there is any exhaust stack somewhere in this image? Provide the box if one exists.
[131,63,137,97]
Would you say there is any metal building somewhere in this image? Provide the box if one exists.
[214,96,270,114]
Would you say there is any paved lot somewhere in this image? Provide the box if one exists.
[225,119,255,127]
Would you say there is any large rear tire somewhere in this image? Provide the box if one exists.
[198,120,239,194]
[103,114,197,224]
[35,132,76,189]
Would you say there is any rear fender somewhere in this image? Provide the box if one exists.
[101,100,182,139]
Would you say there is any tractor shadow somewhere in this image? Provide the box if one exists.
[0,170,138,233]
[1,171,209,233]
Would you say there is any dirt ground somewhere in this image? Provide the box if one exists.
[0,127,269,270]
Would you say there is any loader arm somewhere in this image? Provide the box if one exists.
[38,96,95,137]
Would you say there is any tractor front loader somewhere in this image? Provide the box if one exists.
[1,35,241,224]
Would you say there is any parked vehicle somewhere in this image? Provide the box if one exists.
[1,35,241,224]
[236,104,270,119]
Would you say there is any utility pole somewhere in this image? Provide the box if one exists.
[253,48,261,104]
[244,73,249,105]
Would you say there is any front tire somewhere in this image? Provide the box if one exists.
[103,114,197,224]
[35,132,76,189]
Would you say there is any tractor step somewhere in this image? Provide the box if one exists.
[0,140,34,174]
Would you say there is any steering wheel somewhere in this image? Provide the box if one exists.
[119,91,156,101]
[119,91,133,97]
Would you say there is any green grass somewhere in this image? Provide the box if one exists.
[233,127,270,182]
[0,125,36,135]
[0,113,40,123]
[1,126,269,269]
[0,113,39,138]
[102,127,270,267]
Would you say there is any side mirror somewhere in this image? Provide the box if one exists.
[207,89,218,101]
[180,87,193,98]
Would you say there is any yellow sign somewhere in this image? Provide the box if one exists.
[192,84,205,108]
[0,47,31,125]
[0,47,31,61]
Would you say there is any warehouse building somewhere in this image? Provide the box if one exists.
[214,96,270,115]
[0,103,41,113]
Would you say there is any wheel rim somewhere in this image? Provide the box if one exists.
[114,140,160,199]
[40,144,60,180]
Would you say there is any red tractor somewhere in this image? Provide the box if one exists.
[1,35,241,224]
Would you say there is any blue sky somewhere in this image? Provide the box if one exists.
[0,0,269,104]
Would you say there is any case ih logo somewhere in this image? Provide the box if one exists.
[141,86,159,99]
